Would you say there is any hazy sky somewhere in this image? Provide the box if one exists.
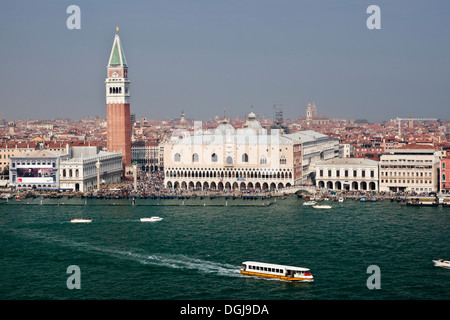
[1,0,449,122]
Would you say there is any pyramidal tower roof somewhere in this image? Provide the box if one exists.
[108,27,127,67]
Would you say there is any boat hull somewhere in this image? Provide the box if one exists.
[70,219,92,223]
[140,217,163,222]
[313,205,332,209]
[433,260,450,269]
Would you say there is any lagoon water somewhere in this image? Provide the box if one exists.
[1,196,449,300]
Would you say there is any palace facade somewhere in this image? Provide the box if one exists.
[163,110,338,191]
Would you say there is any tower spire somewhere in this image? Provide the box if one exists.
[108,28,127,67]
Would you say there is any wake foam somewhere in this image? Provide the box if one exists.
[10,228,241,278]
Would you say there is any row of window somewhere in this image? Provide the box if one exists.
[381,171,432,177]
[174,153,287,165]
[382,159,433,162]
[247,265,283,274]
[12,161,56,167]
[381,180,433,184]
[380,165,433,169]
[62,169,80,178]
[109,87,128,94]
[319,169,375,178]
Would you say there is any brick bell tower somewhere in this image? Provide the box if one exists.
[106,26,131,170]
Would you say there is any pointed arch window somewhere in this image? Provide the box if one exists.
[242,153,249,163]
[192,153,199,163]
[174,153,181,162]
[211,153,218,163]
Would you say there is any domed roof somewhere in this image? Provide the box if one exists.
[243,108,263,133]
[216,119,235,134]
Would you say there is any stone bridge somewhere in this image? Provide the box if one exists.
[273,185,318,195]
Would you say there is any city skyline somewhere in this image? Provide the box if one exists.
[1,1,449,122]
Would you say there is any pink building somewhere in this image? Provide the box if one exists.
[441,154,450,193]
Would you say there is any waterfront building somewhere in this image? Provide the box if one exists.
[163,109,338,190]
[315,158,379,191]
[131,140,160,172]
[379,143,440,193]
[163,110,301,191]
[441,154,450,193]
[59,146,122,192]
[9,149,61,190]
[106,27,131,170]
[284,130,339,184]
[1,141,102,174]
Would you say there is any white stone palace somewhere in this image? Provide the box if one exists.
[163,110,339,191]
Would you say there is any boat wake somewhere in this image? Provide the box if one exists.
[9,228,241,278]
[124,252,242,277]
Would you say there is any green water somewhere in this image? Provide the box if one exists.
[1,196,449,300]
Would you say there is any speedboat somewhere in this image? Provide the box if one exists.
[303,201,317,206]
[433,259,450,269]
[140,217,163,222]
[313,205,332,209]
[70,219,92,223]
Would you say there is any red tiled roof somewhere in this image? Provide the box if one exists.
[397,143,436,150]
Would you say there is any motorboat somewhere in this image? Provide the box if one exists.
[140,217,163,222]
[241,261,313,282]
[313,205,332,209]
[70,219,92,223]
[433,259,450,269]
[303,201,317,206]
[338,197,344,202]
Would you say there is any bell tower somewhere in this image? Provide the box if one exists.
[106,26,131,169]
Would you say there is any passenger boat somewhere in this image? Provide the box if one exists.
[70,219,92,223]
[437,196,450,206]
[240,261,313,282]
[313,205,332,209]
[140,217,163,222]
[303,201,316,206]
[406,197,438,206]
[433,259,450,269]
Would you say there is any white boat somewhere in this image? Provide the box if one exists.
[70,219,92,223]
[433,259,450,269]
[241,261,313,282]
[338,197,344,202]
[313,205,332,209]
[303,201,317,206]
[140,217,163,222]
